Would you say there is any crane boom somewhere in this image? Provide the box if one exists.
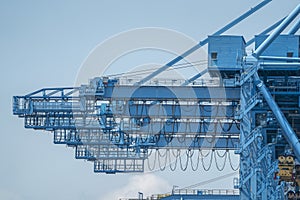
[136,0,272,85]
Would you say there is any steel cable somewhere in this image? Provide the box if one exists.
[158,149,168,171]
[147,149,158,171]
[107,60,208,77]
[201,149,213,171]
[168,149,179,171]
[228,150,239,171]
[190,149,200,171]
[214,150,228,171]
[179,150,189,171]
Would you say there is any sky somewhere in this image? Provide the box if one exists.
[0,0,300,200]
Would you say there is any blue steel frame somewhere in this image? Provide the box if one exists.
[12,1,300,199]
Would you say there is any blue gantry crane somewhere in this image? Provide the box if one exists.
[13,1,300,199]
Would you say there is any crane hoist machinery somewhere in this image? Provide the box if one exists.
[12,1,300,199]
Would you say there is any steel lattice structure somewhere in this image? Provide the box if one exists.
[13,1,300,199]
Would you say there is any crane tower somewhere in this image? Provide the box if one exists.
[13,1,300,199]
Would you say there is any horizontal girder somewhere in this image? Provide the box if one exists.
[101,85,240,100]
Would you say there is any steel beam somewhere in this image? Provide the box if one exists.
[288,17,300,34]
[254,72,300,160]
[246,17,286,46]
[253,4,300,57]
[135,0,272,85]
[181,69,208,86]
[259,56,300,62]
[103,86,240,100]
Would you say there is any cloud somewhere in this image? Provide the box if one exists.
[101,173,171,200]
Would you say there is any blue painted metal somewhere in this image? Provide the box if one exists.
[160,194,239,200]
[253,4,300,57]
[260,62,300,67]
[136,0,272,85]
[101,85,240,100]
[208,0,272,37]
[237,61,278,199]
[181,69,208,86]
[13,80,242,174]
[288,18,300,34]
[245,17,286,46]
[255,35,299,58]
[254,72,300,160]
[156,189,240,200]
[259,56,300,62]
[208,36,246,76]
[11,2,300,200]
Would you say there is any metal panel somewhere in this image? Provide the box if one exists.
[255,35,300,58]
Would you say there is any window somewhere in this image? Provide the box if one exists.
[211,52,218,60]
[211,52,218,66]
[287,52,293,57]
[287,52,293,63]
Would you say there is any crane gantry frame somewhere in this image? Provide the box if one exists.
[13,1,300,199]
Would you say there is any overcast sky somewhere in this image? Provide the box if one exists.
[1,1,299,200]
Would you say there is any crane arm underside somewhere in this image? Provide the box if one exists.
[12,3,300,199]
